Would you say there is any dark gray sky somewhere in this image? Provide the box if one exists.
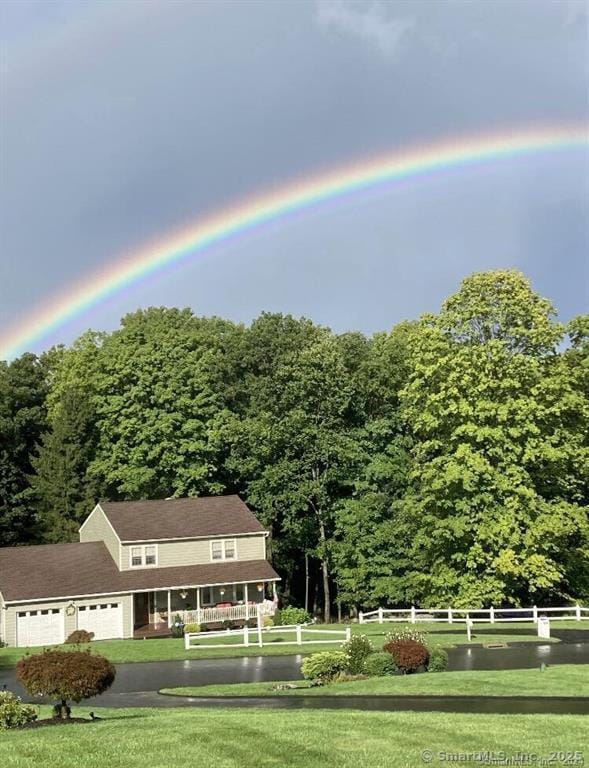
[1,0,588,355]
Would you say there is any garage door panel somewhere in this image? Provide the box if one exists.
[17,609,64,647]
[78,603,122,640]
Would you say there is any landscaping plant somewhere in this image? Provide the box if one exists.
[342,634,373,674]
[183,623,201,634]
[363,651,399,677]
[427,647,449,672]
[64,629,94,644]
[0,691,38,729]
[383,639,429,674]
[170,614,184,638]
[385,627,427,645]
[301,651,348,684]
[16,648,115,719]
[279,607,312,626]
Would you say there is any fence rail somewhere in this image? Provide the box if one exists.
[185,614,351,650]
[359,605,589,625]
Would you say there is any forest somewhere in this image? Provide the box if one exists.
[1,270,587,620]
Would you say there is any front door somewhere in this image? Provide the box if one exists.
[134,593,149,628]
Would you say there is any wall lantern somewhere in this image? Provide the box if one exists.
[219,589,225,596]
[179,590,188,600]
[256,583,264,592]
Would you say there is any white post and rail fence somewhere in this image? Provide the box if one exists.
[358,604,589,625]
[184,603,351,650]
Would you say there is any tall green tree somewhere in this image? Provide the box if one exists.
[398,271,589,606]
[0,353,48,545]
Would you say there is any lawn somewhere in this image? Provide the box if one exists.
[0,620,578,669]
[161,664,589,698]
[1,707,587,768]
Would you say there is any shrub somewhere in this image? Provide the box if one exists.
[16,648,116,719]
[385,627,426,645]
[301,651,347,684]
[383,639,429,674]
[363,651,398,677]
[427,647,449,673]
[183,623,201,634]
[280,607,311,626]
[0,691,37,729]
[171,614,184,638]
[262,616,274,628]
[64,629,94,645]
[342,634,373,674]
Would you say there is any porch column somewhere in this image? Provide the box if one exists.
[196,587,201,625]
[244,583,249,618]
[167,590,172,628]
[272,581,278,603]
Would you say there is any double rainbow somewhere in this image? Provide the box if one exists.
[1,123,587,360]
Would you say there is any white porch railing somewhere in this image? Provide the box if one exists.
[180,599,276,626]
[358,604,589,624]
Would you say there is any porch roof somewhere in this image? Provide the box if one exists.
[0,541,279,604]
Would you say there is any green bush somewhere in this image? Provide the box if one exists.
[342,634,373,674]
[171,615,184,638]
[363,652,398,677]
[280,607,312,626]
[383,639,429,674]
[385,627,427,645]
[301,651,347,684]
[183,623,201,634]
[427,647,449,672]
[0,691,38,729]
[262,616,274,628]
[64,629,94,644]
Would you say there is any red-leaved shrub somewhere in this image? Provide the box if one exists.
[16,649,115,719]
[382,639,429,673]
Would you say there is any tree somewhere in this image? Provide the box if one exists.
[397,270,589,606]
[16,649,115,719]
[0,353,49,545]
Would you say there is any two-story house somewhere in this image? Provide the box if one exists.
[0,495,279,647]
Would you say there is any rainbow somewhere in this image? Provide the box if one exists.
[1,123,587,360]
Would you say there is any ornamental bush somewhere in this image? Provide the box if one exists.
[301,651,347,684]
[363,652,398,677]
[427,647,449,672]
[279,607,311,626]
[385,627,427,645]
[0,691,38,729]
[183,623,201,634]
[64,629,94,645]
[171,614,184,638]
[342,634,373,674]
[262,616,274,628]
[383,639,429,674]
[16,649,116,719]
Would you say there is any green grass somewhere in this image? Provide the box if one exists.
[161,664,589,699]
[0,620,580,669]
[1,707,587,768]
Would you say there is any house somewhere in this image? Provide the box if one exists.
[0,495,280,647]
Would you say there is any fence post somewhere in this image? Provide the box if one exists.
[533,605,538,623]
[359,611,364,625]
[296,624,302,645]
[345,626,352,642]
[257,603,263,647]
[576,604,581,622]
[410,605,416,625]
[490,606,495,624]
[184,633,190,650]
[244,623,249,647]
[448,607,453,624]
[378,607,383,625]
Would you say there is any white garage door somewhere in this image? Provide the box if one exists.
[17,608,64,647]
[78,603,123,640]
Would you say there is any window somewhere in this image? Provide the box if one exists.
[129,545,158,567]
[210,539,237,562]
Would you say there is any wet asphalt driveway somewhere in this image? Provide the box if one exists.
[1,628,587,714]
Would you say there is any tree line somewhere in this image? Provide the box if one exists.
[1,270,587,619]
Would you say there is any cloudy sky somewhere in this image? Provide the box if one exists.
[1,0,587,356]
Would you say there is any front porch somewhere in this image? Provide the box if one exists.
[132,580,277,636]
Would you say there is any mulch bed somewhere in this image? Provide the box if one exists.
[19,717,100,729]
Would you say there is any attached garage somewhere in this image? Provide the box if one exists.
[78,602,123,640]
[17,608,64,647]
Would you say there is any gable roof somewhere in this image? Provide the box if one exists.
[99,495,265,542]
[0,541,278,603]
